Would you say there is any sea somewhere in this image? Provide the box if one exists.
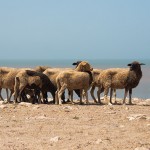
[0,59,150,100]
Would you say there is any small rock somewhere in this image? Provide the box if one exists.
[32,106,40,110]
[19,102,32,107]
[63,106,72,112]
[50,136,60,143]
[95,139,103,144]
[125,107,129,110]
[0,101,4,105]
[105,111,116,114]
[127,114,147,121]
[119,125,125,128]
[0,105,7,109]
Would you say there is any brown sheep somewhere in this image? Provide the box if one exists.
[13,70,56,104]
[97,61,145,105]
[0,66,49,102]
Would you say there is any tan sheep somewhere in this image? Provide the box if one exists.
[0,67,20,102]
[72,62,117,104]
[0,66,49,102]
[55,61,93,104]
[97,61,145,105]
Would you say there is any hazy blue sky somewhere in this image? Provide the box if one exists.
[0,0,150,60]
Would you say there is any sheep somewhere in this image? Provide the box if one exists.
[55,61,93,105]
[91,69,117,104]
[0,66,50,103]
[13,70,56,104]
[0,67,21,102]
[97,61,145,105]
[72,61,116,104]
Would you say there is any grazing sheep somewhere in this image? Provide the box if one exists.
[56,61,93,104]
[13,70,56,104]
[97,61,145,105]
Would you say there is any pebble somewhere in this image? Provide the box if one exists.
[127,114,147,121]
[95,139,103,144]
[19,102,32,107]
[50,136,60,143]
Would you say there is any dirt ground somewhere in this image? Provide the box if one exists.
[0,99,150,150]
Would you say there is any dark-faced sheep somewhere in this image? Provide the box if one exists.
[97,61,145,105]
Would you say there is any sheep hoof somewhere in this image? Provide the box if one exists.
[80,102,84,105]
[128,102,133,105]
[94,100,98,103]
[108,102,113,106]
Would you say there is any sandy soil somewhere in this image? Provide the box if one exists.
[0,99,150,150]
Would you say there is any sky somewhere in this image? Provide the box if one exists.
[0,0,150,60]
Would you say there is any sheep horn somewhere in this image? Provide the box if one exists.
[72,62,77,65]
[72,61,82,66]
[140,63,145,65]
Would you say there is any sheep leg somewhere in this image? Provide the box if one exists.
[6,88,9,101]
[69,90,74,104]
[0,88,4,101]
[51,91,56,104]
[68,90,71,102]
[14,88,20,104]
[7,89,13,103]
[97,87,102,104]
[110,88,113,104]
[84,90,89,104]
[113,89,117,104]
[104,87,109,104]
[18,86,25,103]
[58,85,66,104]
[129,89,132,105]
[123,88,128,104]
[79,90,83,105]
[90,85,97,103]
[61,92,66,103]
[55,91,59,104]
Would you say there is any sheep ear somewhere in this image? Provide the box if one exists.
[72,62,77,65]
[127,63,131,66]
[90,68,93,71]
[140,63,145,65]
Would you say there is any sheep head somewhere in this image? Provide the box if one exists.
[72,61,82,66]
[75,61,93,72]
[127,61,145,71]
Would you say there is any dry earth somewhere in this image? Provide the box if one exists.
[0,99,150,150]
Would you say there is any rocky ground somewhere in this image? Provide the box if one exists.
[0,98,150,150]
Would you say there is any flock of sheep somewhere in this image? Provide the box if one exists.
[0,60,145,105]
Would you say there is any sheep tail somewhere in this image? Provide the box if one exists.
[85,71,93,86]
